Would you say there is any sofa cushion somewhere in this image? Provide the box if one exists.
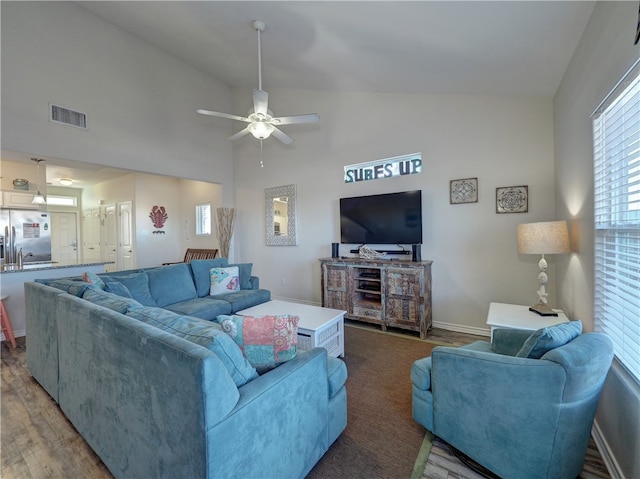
[146,263,197,307]
[217,314,299,374]
[82,271,105,290]
[82,288,143,314]
[165,298,232,321]
[101,272,156,307]
[227,263,253,290]
[516,320,583,359]
[127,307,258,387]
[104,281,133,298]
[46,278,93,297]
[190,258,229,297]
[210,289,271,313]
[210,266,240,295]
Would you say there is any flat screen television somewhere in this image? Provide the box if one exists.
[340,190,422,245]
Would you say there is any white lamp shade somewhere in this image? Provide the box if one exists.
[31,191,46,204]
[248,121,274,139]
[517,221,570,254]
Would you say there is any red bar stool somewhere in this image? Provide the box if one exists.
[1,295,17,348]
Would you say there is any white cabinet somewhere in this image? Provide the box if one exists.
[2,191,40,209]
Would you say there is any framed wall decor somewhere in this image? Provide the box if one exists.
[450,177,478,204]
[496,185,528,213]
[265,184,298,246]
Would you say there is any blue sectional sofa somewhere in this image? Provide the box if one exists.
[95,258,271,320]
[24,260,348,479]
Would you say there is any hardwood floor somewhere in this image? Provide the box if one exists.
[1,327,609,479]
[1,337,113,479]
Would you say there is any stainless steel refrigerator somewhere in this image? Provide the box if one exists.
[0,209,52,265]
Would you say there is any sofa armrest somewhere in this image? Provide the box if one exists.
[490,327,533,355]
[249,276,259,289]
[206,348,332,478]
[411,357,433,391]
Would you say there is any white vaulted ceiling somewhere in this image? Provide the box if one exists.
[76,1,596,97]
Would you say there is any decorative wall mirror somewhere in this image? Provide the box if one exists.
[265,184,297,246]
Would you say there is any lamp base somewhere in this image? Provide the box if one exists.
[529,302,559,317]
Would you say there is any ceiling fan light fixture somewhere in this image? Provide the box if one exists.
[248,121,274,140]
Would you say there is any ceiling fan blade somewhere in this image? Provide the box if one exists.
[253,90,269,116]
[272,113,320,125]
[228,127,251,141]
[271,127,294,145]
[197,109,250,123]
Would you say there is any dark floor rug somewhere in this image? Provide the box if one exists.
[306,324,437,479]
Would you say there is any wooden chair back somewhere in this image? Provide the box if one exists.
[162,248,218,265]
[183,248,219,262]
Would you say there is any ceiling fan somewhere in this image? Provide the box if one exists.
[197,20,319,145]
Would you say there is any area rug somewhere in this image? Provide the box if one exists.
[415,434,494,479]
[413,429,610,479]
[306,324,438,479]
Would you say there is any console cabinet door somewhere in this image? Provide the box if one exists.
[384,267,424,332]
[322,263,349,311]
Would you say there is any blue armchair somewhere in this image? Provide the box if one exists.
[411,323,613,479]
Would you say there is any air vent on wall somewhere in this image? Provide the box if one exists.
[49,103,87,130]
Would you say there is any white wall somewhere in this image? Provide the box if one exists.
[233,88,558,333]
[554,3,640,478]
[1,2,235,205]
[82,173,223,268]
[177,179,223,254]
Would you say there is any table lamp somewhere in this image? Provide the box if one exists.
[517,220,570,316]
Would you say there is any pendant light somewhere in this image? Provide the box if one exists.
[31,158,46,205]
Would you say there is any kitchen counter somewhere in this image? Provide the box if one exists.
[0,262,113,341]
[1,261,110,274]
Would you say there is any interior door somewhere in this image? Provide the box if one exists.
[103,204,117,272]
[82,208,101,263]
[51,212,79,265]
[118,201,135,270]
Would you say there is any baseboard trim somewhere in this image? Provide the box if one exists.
[271,295,319,307]
[431,320,491,338]
[1,328,25,340]
[592,421,624,479]
[271,299,492,338]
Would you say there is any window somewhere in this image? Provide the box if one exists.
[45,195,77,207]
[195,203,211,235]
[592,60,640,382]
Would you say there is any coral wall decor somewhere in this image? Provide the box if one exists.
[149,205,168,234]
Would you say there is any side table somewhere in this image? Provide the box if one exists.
[486,302,569,339]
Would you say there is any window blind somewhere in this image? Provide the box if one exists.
[593,63,640,382]
[195,204,211,236]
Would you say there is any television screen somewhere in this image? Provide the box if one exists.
[340,190,422,245]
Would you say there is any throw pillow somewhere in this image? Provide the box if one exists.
[216,314,299,373]
[104,281,133,298]
[82,271,105,290]
[516,320,583,359]
[82,288,143,314]
[47,278,93,297]
[210,266,240,295]
[190,258,230,297]
[101,272,156,307]
[227,263,253,290]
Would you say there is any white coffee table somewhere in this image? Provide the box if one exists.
[487,302,569,339]
[236,300,345,358]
